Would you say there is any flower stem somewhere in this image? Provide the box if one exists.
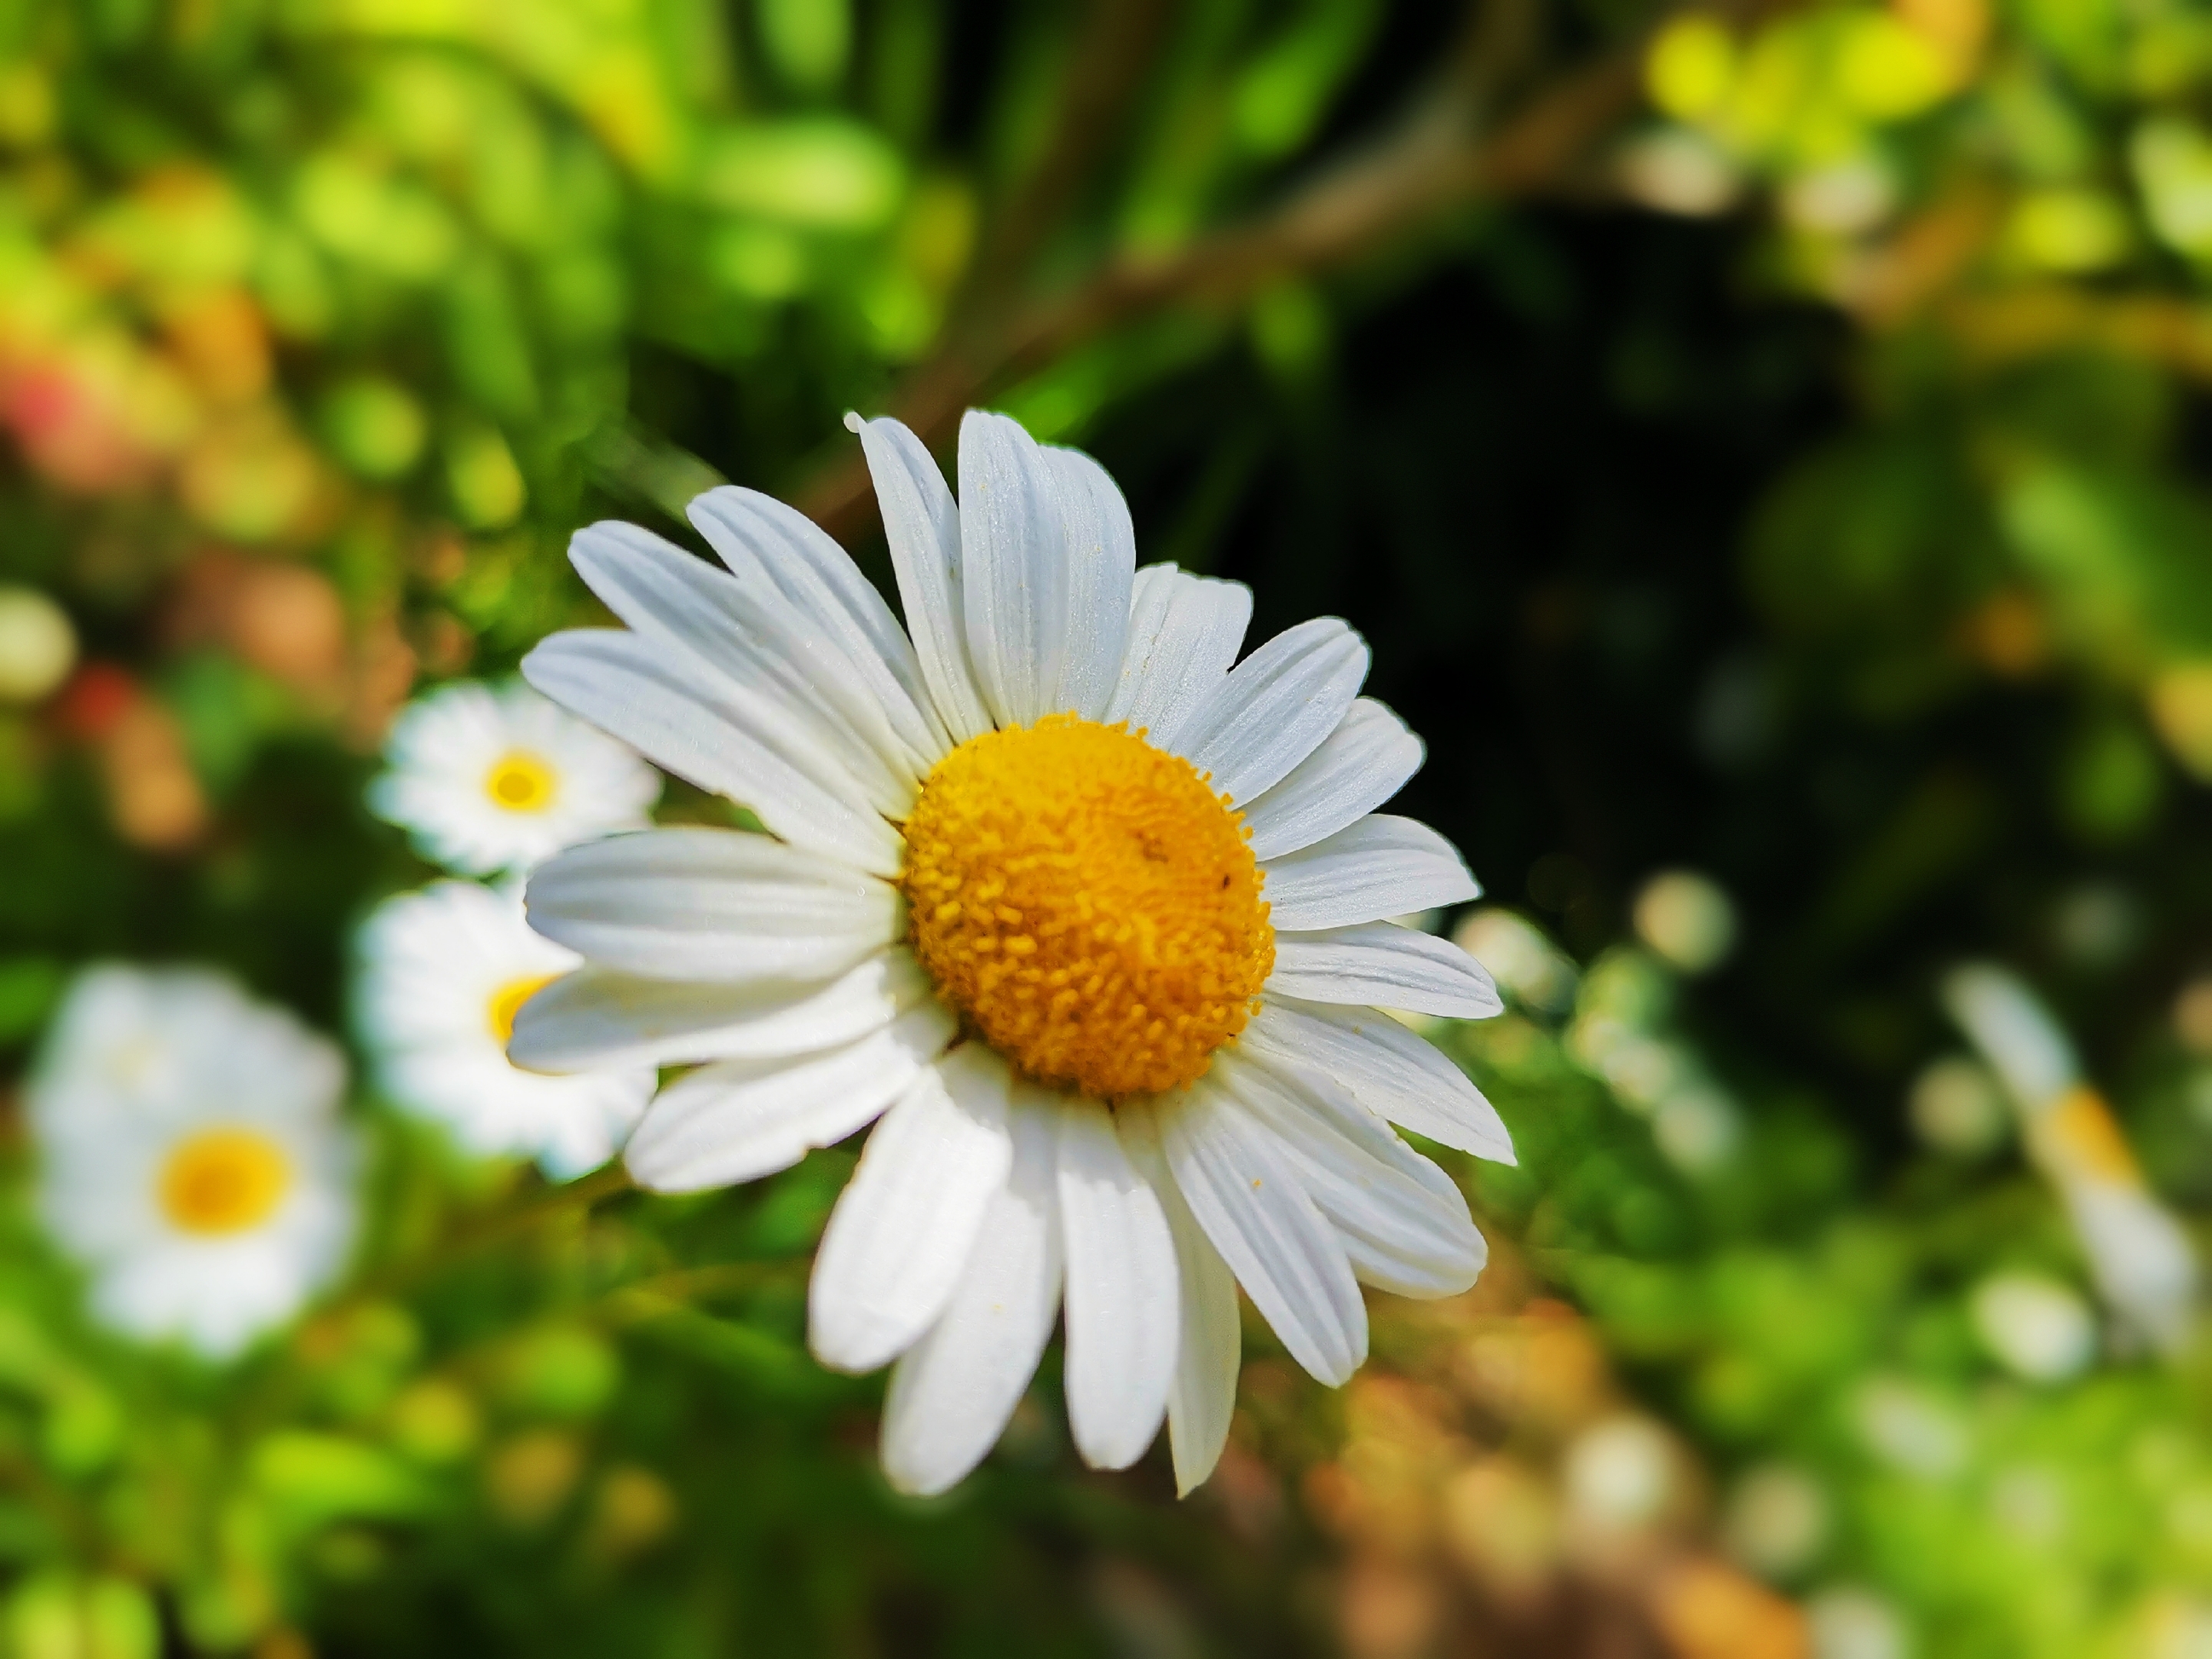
[337,1162,637,1307]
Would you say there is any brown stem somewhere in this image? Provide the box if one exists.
[335,1162,636,1306]
[796,8,1647,542]
[949,0,1178,333]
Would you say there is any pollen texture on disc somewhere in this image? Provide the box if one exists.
[902,714,1273,1098]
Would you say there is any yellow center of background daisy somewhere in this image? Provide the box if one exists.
[902,714,1273,1099]
[487,973,561,1045]
[158,1128,291,1235]
[484,750,558,813]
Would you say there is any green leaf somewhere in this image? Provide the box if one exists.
[693,120,905,231]
[250,1432,432,1532]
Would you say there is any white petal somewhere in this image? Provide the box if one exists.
[1260,815,1479,932]
[1241,699,1424,861]
[623,1001,956,1193]
[687,486,952,765]
[1121,1106,1240,1497]
[509,949,929,1073]
[1158,1081,1366,1386]
[522,630,905,877]
[524,828,899,984]
[880,1097,1063,1496]
[849,413,994,743]
[1041,446,1134,721]
[568,522,918,811]
[1177,618,1369,803]
[957,409,1069,727]
[1243,995,1515,1164]
[1218,1052,1485,1299]
[1104,565,1253,750]
[1269,923,1502,1019]
[808,1043,1015,1373]
[1056,1101,1178,1471]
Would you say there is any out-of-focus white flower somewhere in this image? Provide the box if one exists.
[1598,1030,1687,1111]
[356,882,654,1178]
[1722,1462,1830,1580]
[0,584,76,704]
[29,966,355,1358]
[2068,1181,2199,1353]
[2141,1595,2212,1659]
[1577,945,1674,1028]
[1853,1378,1968,1479]
[1454,908,1578,1013]
[1942,962,2198,1354]
[1783,157,1896,236]
[1970,1272,2096,1382]
[1631,870,1738,974]
[1942,965,2076,1108]
[1987,1465,2065,1545]
[1617,126,1743,216]
[1562,1415,1679,1533]
[1654,1087,1739,1172]
[368,679,660,876]
[1906,1055,2008,1157]
[1565,945,1741,1171]
[1808,1587,1910,1659]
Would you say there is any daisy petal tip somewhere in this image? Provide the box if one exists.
[803,1319,891,1379]
[843,410,864,435]
[1431,1253,1487,1299]
[515,637,568,704]
[616,1144,681,1196]
[878,1460,952,1501]
[1076,1442,1151,1475]
[1171,1433,1228,1498]
[877,1418,1002,1509]
[498,1035,552,1075]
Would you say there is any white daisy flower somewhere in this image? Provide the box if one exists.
[28,965,356,1359]
[368,678,661,876]
[356,879,654,1178]
[510,410,1514,1496]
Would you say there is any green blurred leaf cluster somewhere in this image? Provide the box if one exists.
[2,0,2212,1653]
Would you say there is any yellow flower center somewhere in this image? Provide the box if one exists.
[157,1128,292,1236]
[488,974,561,1045]
[485,750,558,813]
[902,714,1273,1099]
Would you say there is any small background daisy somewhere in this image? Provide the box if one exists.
[356,880,654,1178]
[367,679,660,876]
[30,966,356,1359]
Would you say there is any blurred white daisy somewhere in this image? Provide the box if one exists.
[356,880,654,1177]
[29,965,356,1358]
[511,409,1513,1497]
[368,679,660,876]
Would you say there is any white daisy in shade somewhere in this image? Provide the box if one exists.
[509,409,1512,1497]
[356,880,654,1177]
[368,678,661,876]
[28,965,356,1358]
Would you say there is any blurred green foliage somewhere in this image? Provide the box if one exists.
[5,0,2212,1654]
